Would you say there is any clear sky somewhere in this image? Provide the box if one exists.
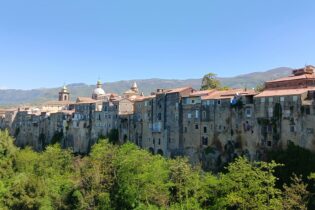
[0,0,314,89]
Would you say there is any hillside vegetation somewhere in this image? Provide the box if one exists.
[0,130,314,209]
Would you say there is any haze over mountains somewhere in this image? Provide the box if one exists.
[0,67,292,106]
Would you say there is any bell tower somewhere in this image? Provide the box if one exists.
[59,85,70,101]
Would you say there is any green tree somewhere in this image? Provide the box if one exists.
[268,141,315,187]
[112,143,170,209]
[282,174,309,210]
[201,73,221,90]
[255,82,265,92]
[214,157,283,210]
[168,158,218,210]
[78,140,117,209]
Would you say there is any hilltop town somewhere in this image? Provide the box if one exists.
[1,65,315,169]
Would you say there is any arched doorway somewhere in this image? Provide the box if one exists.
[148,147,154,154]
[157,149,164,156]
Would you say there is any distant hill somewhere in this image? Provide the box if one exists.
[0,67,292,106]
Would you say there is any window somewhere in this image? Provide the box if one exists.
[290,125,295,133]
[293,96,298,101]
[158,138,161,145]
[202,111,206,119]
[245,108,251,117]
[217,100,221,105]
[158,113,162,120]
[195,110,199,119]
[261,97,265,103]
[191,100,195,104]
[267,140,272,147]
[269,97,273,103]
[306,106,311,115]
[267,125,272,133]
[268,107,273,117]
[195,124,199,129]
[280,97,285,102]
[202,137,208,145]
[203,126,207,133]
[188,113,192,119]
[184,127,187,132]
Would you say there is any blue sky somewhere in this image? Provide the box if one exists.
[0,0,314,89]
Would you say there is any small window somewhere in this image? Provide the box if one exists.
[195,124,199,129]
[267,140,272,147]
[202,137,208,145]
[269,97,273,103]
[217,100,221,105]
[293,96,298,101]
[268,107,273,117]
[290,125,295,133]
[245,108,251,117]
[202,111,206,119]
[267,125,272,133]
[306,106,311,115]
[188,113,192,119]
[195,110,199,118]
[191,100,195,104]
[184,127,187,132]
[261,97,265,103]
[158,138,161,145]
[203,126,207,133]
[280,97,285,102]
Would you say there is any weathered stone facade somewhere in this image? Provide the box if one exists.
[3,66,315,169]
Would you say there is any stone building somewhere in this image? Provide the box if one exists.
[254,65,315,154]
[4,66,315,170]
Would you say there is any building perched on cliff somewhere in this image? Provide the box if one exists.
[2,66,315,169]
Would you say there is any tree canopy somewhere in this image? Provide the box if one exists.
[0,130,314,209]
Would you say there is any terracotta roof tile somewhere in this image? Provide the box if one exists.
[165,86,192,94]
[202,89,256,100]
[254,87,315,97]
[189,90,215,97]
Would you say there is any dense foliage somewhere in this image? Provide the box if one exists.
[0,130,314,209]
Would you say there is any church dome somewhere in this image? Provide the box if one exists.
[93,87,105,95]
[92,80,106,98]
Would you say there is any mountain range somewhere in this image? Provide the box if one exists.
[0,67,292,106]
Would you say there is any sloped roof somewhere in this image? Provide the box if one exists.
[266,74,315,83]
[254,87,315,98]
[202,89,256,100]
[42,100,72,106]
[166,86,192,94]
[75,97,98,104]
